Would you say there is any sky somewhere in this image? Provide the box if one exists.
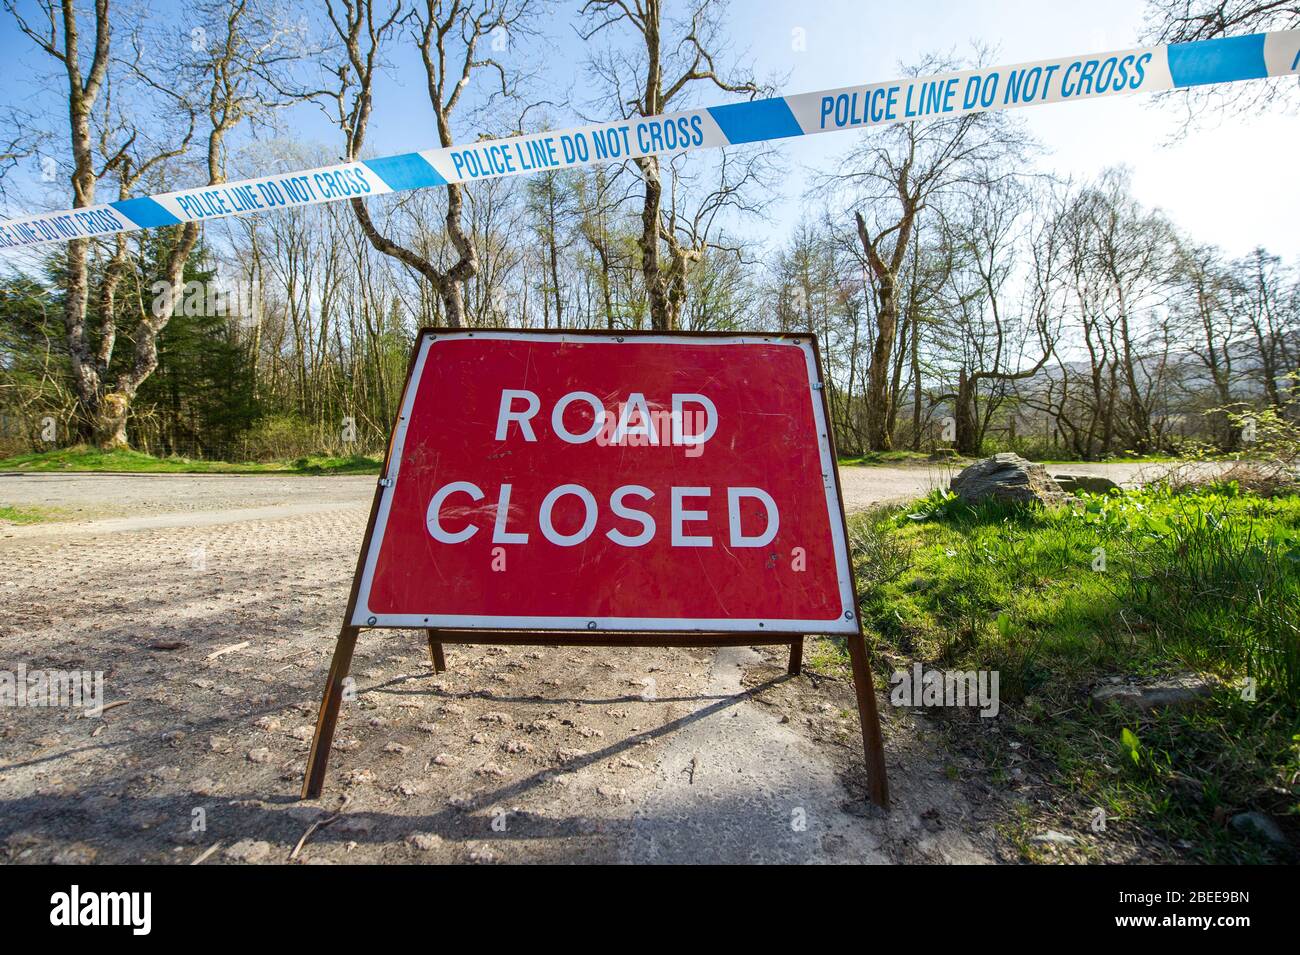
[1,0,1297,261]
[711,0,1299,259]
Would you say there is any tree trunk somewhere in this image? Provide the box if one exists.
[864,272,898,451]
[93,393,130,449]
[439,277,467,329]
[910,305,922,450]
[954,368,980,456]
[637,156,672,330]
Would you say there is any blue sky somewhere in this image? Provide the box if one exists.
[3,0,1297,260]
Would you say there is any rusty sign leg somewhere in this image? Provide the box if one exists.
[787,637,803,676]
[301,625,360,800]
[845,629,890,809]
[425,629,447,673]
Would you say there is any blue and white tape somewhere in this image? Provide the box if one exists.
[2,30,1296,250]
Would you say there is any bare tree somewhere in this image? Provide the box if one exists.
[7,0,312,446]
[1235,246,1298,408]
[0,105,49,200]
[1144,0,1300,126]
[580,0,759,330]
[934,176,1057,455]
[7,0,113,440]
[1170,239,1240,447]
[573,164,631,328]
[824,54,1027,450]
[327,0,534,328]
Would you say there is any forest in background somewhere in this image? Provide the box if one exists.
[0,0,1296,462]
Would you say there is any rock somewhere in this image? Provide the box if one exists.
[224,839,272,864]
[1051,473,1121,494]
[1029,830,1077,845]
[1229,811,1288,847]
[950,453,1067,506]
[51,842,98,864]
[406,832,442,851]
[334,815,373,835]
[246,747,271,763]
[1091,674,1214,712]
[467,846,499,864]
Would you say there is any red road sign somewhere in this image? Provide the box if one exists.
[351,330,858,634]
[304,329,888,807]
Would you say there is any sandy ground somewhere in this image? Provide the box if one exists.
[0,462,1179,865]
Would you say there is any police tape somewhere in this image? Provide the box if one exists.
[2,30,1297,251]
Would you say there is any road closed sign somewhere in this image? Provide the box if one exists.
[306,328,887,805]
[350,330,858,634]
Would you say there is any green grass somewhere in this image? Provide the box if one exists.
[0,503,57,524]
[838,450,948,467]
[827,482,1300,862]
[0,446,382,475]
[1036,453,1187,465]
[837,450,1189,467]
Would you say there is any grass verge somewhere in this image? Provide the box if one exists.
[817,482,1300,862]
[0,447,382,475]
[837,450,947,467]
[0,503,57,524]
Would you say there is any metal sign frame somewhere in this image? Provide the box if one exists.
[301,328,888,808]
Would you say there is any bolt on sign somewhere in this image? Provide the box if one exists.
[302,329,888,807]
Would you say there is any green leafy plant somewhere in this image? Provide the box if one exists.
[1120,727,1142,767]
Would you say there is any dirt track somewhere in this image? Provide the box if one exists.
[0,463,1174,864]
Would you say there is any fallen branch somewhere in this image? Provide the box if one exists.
[206,641,250,661]
[77,699,129,719]
[191,842,222,865]
[289,795,352,862]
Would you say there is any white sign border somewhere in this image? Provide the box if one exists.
[350,330,859,635]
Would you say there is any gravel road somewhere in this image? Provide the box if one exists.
[0,462,1181,864]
